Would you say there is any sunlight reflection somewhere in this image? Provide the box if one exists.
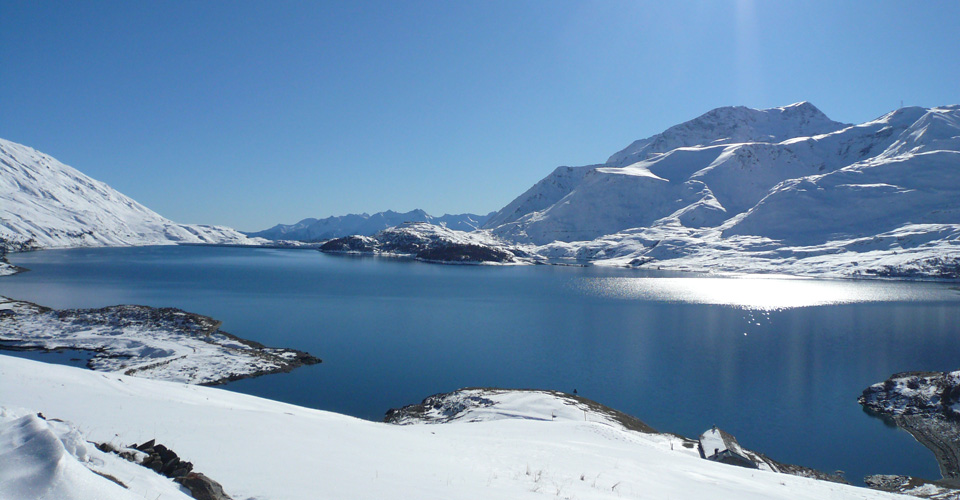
[574,276,956,311]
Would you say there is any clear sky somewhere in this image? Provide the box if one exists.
[2,1,958,231]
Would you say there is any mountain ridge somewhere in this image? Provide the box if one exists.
[0,138,261,251]
[247,209,492,242]
[469,102,960,277]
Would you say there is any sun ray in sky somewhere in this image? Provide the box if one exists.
[735,0,764,105]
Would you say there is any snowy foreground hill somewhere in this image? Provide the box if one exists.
[337,103,959,277]
[0,355,909,500]
[0,138,262,251]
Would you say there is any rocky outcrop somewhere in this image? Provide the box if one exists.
[320,222,528,264]
[860,371,960,486]
[0,251,27,276]
[96,438,232,500]
[176,473,232,500]
[859,370,960,418]
[319,235,378,252]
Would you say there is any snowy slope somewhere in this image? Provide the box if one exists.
[248,209,492,241]
[484,102,848,233]
[724,106,960,244]
[605,101,848,167]
[474,103,960,278]
[0,138,263,250]
[0,355,908,500]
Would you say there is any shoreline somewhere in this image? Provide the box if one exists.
[860,370,960,489]
[0,295,321,386]
[5,242,960,283]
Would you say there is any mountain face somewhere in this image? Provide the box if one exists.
[248,209,492,241]
[0,138,261,251]
[479,102,960,277]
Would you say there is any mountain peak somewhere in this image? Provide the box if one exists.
[606,102,846,167]
[770,101,831,120]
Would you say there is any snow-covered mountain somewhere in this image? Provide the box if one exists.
[483,102,848,232]
[0,138,262,250]
[478,102,960,277]
[248,209,492,241]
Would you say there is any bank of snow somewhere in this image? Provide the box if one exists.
[0,356,908,500]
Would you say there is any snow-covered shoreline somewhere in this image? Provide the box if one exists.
[860,371,960,491]
[0,296,320,385]
[0,356,915,500]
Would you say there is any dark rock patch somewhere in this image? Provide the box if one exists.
[175,472,232,500]
[416,243,513,263]
[99,438,230,499]
[320,235,377,252]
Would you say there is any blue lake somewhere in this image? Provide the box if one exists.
[2,245,959,484]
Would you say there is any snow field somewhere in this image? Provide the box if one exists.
[0,355,908,500]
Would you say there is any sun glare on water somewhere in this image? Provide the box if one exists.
[575,276,955,311]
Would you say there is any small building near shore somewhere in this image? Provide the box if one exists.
[697,426,759,469]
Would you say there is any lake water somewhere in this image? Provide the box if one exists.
[2,245,959,484]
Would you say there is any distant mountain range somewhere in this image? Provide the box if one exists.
[0,138,260,251]
[325,102,960,277]
[247,209,492,242]
[4,100,959,277]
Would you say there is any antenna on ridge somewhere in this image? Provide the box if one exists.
[900,100,904,109]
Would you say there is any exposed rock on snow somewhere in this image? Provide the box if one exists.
[248,209,492,241]
[175,472,232,500]
[0,137,264,251]
[320,222,529,264]
[473,103,960,278]
[860,371,960,486]
[0,296,320,385]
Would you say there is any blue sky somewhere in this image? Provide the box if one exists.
[2,1,958,231]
